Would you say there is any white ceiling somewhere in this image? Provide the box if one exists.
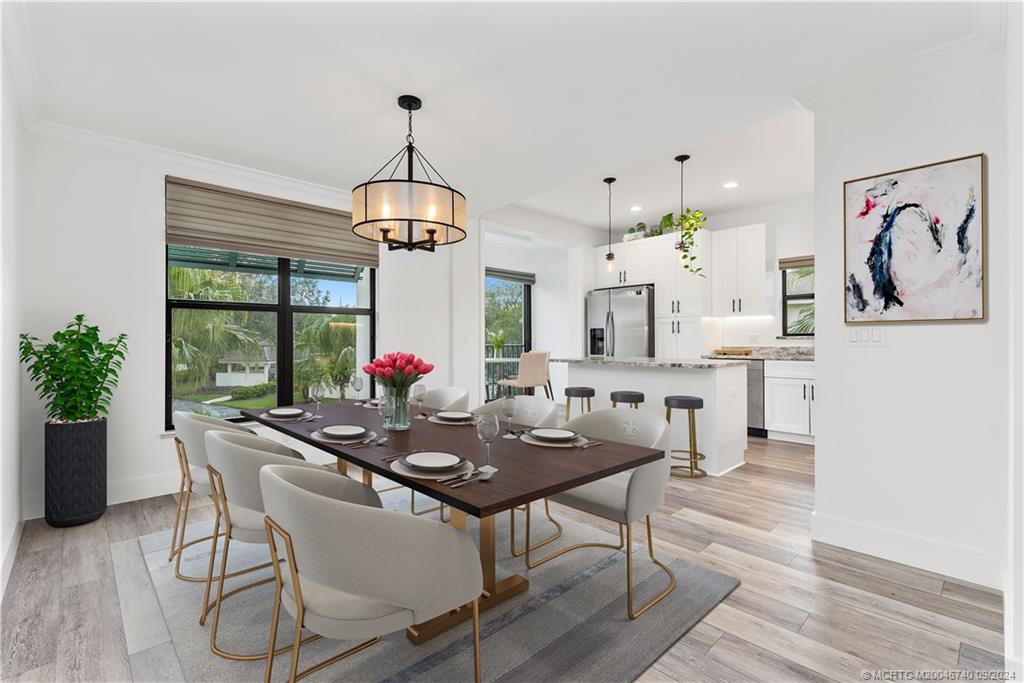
[6,2,979,225]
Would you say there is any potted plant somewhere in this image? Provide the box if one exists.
[19,315,128,527]
[488,329,506,358]
[362,352,434,430]
[672,208,708,276]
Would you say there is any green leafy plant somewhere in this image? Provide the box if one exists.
[230,381,277,401]
[788,303,816,335]
[19,314,129,422]
[488,329,507,357]
[672,208,707,276]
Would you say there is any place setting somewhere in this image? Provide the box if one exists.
[519,427,604,449]
[427,410,476,426]
[309,423,381,447]
[258,406,314,422]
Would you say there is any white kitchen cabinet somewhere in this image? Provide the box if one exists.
[712,223,771,316]
[655,318,677,357]
[593,238,654,288]
[652,233,711,318]
[655,316,710,359]
[764,377,810,434]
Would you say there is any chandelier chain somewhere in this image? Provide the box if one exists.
[406,109,415,145]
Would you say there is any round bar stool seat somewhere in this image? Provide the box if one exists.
[564,386,595,422]
[664,395,707,479]
[610,390,644,409]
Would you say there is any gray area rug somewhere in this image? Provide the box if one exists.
[141,492,738,682]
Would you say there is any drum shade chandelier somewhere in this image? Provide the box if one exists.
[351,95,467,252]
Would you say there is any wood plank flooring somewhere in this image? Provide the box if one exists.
[0,438,1004,682]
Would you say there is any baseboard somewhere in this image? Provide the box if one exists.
[22,469,182,521]
[812,510,1004,590]
[747,427,768,438]
[767,430,815,445]
[2,520,24,595]
[712,461,747,477]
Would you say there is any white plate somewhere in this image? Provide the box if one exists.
[402,451,464,471]
[428,415,474,426]
[529,428,579,442]
[520,433,584,449]
[321,424,367,438]
[435,411,474,422]
[268,407,304,418]
[390,459,474,480]
[261,411,312,421]
[311,429,378,445]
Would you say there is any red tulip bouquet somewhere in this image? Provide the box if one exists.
[361,352,433,429]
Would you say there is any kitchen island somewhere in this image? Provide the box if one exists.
[551,357,748,476]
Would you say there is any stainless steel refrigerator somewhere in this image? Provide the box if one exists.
[585,285,654,358]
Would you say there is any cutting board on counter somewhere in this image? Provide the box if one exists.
[713,348,753,356]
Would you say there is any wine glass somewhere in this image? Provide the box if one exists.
[309,381,325,420]
[500,397,518,438]
[412,384,427,419]
[351,375,365,406]
[378,393,395,431]
[475,413,500,466]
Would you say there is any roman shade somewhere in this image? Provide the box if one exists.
[165,176,378,268]
[485,267,536,285]
[778,255,814,270]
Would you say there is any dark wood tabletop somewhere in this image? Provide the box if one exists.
[244,401,664,518]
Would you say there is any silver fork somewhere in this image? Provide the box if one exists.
[440,469,480,485]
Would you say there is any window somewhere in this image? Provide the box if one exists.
[166,246,375,429]
[484,268,534,400]
[781,262,815,336]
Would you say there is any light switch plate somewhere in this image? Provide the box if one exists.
[847,326,886,347]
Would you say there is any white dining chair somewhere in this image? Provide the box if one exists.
[260,464,483,683]
[203,430,344,661]
[521,408,676,619]
[496,350,553,398]
[472,395,563,557]
[421,386,470,411]
[170,411,254,582]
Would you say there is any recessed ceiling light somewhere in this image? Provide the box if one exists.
[722,181,739,189]
[629,205,643,212]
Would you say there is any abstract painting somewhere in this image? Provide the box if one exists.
[844,154,985,323]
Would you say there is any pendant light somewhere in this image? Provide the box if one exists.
[674,154,691,260]
[604,177,616,272]
[351,95,467,252]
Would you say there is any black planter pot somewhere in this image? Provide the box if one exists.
[45,419,107,527]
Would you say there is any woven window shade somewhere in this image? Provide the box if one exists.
[165,176,378,268]
[485,267,536,285]
[778,255,814,270]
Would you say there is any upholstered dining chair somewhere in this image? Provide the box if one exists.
[202,431,351,661]
[471,395,564,557]
[496,350,553,398]
[260,464,484,683]
[521,408,676,619]
[420,386,470,411]
[170,411,253,582]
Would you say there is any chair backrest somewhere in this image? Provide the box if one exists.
[205,431,309,513]
[260,465,482,623]
[173,410,252,469]
[471,395,559,428]
[563,408,670,519]
[421,386,469,411]
[516,351,550,386]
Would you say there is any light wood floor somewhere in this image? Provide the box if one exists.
[0,438,1004,682]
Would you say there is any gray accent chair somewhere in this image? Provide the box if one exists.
[170,411,253,582]
[260,464,483,683]
[521,408,676,619]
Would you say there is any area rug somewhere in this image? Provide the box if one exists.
[140,491,738,682]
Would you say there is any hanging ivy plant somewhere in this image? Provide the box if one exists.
[672,208,707,276]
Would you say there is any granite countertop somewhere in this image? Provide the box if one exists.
[704,346,815,362]
[550,357,749,369]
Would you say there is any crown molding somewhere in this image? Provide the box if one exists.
[2,2,41,133]
[794,3,1007,113]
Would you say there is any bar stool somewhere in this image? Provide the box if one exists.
[611,390,644,409]
[564,386,595,422]
[664,395,707,479]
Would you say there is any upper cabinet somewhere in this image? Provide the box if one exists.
[711,223,772,316]
[593,238,654,288]
[652,232,711,318]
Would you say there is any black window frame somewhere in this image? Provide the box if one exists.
[781,267,815,338]
[165,247,376,430]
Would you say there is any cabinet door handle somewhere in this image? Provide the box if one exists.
[803,383,807,400]
[738,298,742,313]
[811,384,815,401]
[732,298,736,313]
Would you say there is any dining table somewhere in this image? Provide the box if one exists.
[244,401,665,644]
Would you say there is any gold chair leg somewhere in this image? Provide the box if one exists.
[168,475,187,562]
[472,597,481,683]
[510,500,563,557]
[625,516,677,619]
[524,504,624,570]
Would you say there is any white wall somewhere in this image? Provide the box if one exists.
[15,126,359,519]
[704,195,815,346]
[810,57,1010,589]
[1,58,25,590]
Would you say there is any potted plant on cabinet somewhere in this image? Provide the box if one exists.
[673,208,707,276]
[19,315,128,527]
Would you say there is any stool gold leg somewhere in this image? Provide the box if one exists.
[612,401,617,408]
[565,399,571,423]
[586,397,592,412]
[670,407,707,478]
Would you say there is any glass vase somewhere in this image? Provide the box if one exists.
[381,385,411,431]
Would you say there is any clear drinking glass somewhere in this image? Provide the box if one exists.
[412,384,427,419]
[378,393,395,431]
[310,382,325,419]
[475,413,500,466]
[501,397,518,438]
[351,375,364,405]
